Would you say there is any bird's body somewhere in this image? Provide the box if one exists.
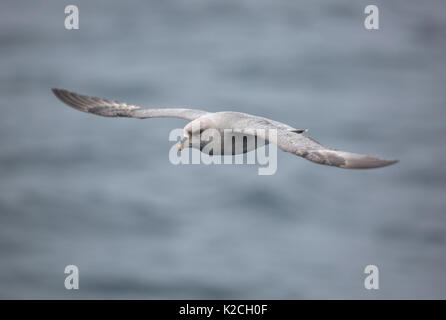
[52,88,398,169]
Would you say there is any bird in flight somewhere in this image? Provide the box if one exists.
[52,88,398,169]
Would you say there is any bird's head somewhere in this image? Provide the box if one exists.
[178,117,215,151]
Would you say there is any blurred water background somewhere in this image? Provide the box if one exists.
[0,0,445,299]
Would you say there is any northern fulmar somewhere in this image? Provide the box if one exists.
[52,88,398,169]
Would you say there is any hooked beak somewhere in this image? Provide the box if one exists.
[177,136,188,152]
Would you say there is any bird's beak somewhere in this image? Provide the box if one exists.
[178,136,188,152]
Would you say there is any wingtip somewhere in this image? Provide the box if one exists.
[51,88,64,97]
[385,159,399,166]
[353,158,399,169]
[337,152,400,169]
[51,88,84,111]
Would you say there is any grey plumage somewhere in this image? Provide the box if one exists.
[52,88,398,169]
[52,88,207,120]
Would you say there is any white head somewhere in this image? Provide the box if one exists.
[177,116,216,152]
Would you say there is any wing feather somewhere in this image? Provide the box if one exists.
[229,115,398,169]
[52,88,208,121]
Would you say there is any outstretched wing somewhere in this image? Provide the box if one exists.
[229,115,398,169]
[52,88,208,121]
[274,130,398,169]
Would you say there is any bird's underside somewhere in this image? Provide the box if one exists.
[52,88,398,169]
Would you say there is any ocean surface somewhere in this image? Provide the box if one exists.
[0,0,445,299]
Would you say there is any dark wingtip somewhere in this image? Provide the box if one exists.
[51,88,87,112]
[352,158,399,169]
[338,153,400,169]
[384,159,399,167]
[51,88,65,99]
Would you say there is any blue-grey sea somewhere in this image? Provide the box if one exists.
[0,0,445,299]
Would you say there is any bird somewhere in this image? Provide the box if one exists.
[52,88,398,169]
